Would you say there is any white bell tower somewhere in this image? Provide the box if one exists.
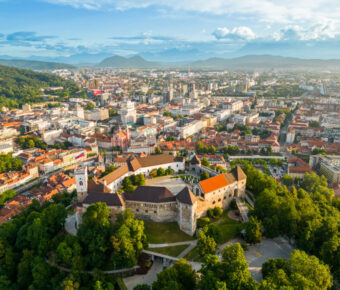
[75,165,88,202]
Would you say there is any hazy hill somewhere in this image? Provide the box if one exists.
[96,54,340,70]
[190,55,340,70]
[0,59,76,71]
[98,55,159,68]
[0,65,82,109]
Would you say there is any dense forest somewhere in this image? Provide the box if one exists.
[0,200,147,288]
[245,166,340,280]
[0,59,75,71]
[142,243,332,290]
[0,65,84,109]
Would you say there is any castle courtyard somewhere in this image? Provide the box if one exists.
[145,176,187,195]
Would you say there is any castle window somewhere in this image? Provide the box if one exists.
[213,201,216,204]
[79,181,83,186]
[224,196,226,200]
[229,194,232,198]
[218,198,221,202]
[154,211,157,214]
[136,209,139,212]
[145,210,148,213]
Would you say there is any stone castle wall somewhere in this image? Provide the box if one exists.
[196,181,240,218]
[125,200,178,222]
[178,202,197,236]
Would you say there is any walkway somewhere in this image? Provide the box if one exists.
[236,197,249,222]
[45,258,139,274]
[245,194,254,208]
[124,260,163,290]
[146,240,201,270]
[178,240,197,258]
[148,240,194,248]
[65,213,77,236]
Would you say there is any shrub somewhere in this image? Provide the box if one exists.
[229,199,237,210]
[197,217,210,228]
[213,206,223,218]
[207,224,222,244]
[241,242,248,251]
[207,209,214,218]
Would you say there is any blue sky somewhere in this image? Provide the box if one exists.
[1,0,340,61]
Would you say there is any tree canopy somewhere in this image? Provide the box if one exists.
[0,65,84,109]
[245,165,340,280]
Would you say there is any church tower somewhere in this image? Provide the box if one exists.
[75,165,88,202]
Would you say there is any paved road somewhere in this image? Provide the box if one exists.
[245,237,294,281]
[229,155,285,160]
[123,259,163,290]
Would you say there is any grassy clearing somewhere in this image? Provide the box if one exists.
[144,221,194,244]
[199,210,241,245]
[149,244,188,257]
[184,246,201,262]
[212,211,240,244]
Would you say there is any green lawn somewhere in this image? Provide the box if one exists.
[144,221,194,244]
[149,244,188,257]
[212,210,241,244]
[184,246,201,262]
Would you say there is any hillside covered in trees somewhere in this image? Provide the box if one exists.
[0,201,147,288]
[0,65,84,109]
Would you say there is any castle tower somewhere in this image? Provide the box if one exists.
[176,187,197,236]
[75,165,88,202]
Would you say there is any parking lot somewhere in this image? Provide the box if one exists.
[218,237,294,282]
[245,237,294,281]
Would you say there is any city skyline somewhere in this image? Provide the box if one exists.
[1,0,340,61]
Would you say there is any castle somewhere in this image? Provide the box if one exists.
[75,154,246,235]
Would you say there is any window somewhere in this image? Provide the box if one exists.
[136,209,139,212]
[79,181,83,186]
[213,201,216,204]
[229,194,232,198]
[218,198,221,202]
[224,196,226,200]
[154,211,157,214]
[145,210,148,213]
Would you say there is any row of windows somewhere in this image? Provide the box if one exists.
[136,209,157,214]
[211,193,232,204]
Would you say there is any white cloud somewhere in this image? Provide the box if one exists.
[213,26,256,41]
[43,0,340,25]
[279,20,336,41]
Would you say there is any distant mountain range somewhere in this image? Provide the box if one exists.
[189,55,340,70]
[0,59,75,70]
[97,54,340,71]
[98,55,160,68]
[2,54,340,71]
